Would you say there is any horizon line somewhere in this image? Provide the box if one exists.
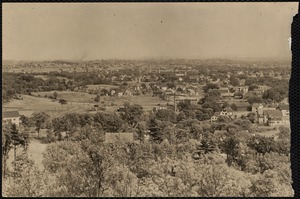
[2,57,292,62]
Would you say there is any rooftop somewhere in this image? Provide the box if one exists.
[278,104,289,111]
[252,103,263,108]
[214,112,221,117]
[263,110,283,117]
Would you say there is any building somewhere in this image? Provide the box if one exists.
[2,111,21,126]
[175,96,199,105]
[263,110,283,126]
[211,112,220,122]
[251,103,264,114]
[233,86,249,94]
[235,102,251,112]
[218,87,230,94]
[152,90,164,97]
[239,79,246,86]
[277,104,290,126]
[210,109,234,122]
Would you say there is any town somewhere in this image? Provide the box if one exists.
[2,58,292,197]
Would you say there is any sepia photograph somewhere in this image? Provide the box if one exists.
[2,2,298,197]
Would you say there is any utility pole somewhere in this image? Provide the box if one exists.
[14,145,16,180]
[173,92,177,122]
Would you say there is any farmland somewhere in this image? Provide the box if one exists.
[3,91,169,118]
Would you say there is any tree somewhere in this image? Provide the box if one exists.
[278,126,290,140]
[203,83,219,93]
[230,103,238,111]
[120,102,144,127]
[262,88,285,103]
[230,77,240,86]
[94,112,124,132]
[220,136,240,167]
[5,153,51,197]
[45,129,57,143]
[249,170,284,197]
[2,123,12,178]
[245,78,256,86]
[32,112,51,138]
[148,118,163,143]
[247,96,264,105]
[59,99,67,105]
[155,109,176,123]
[196,139,218,155]
[177,99,192,112]
[207,89,221,98]
[53,92,58,99]
[246,112,256,123]
[217,115,230,123]
[20,115,34,127]
[94,95,100,102]
[3,124,29,179]
[247,136,276,155]
[248,85,258,91]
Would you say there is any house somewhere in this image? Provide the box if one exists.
[124,88,134,96]
[257,85,271,92]
[210,109,234,122]
[239,79,246,86]
[219,108,233,116]
[152,90,164,97]
[187,88,196,96]
[161,86,168,91]
[235,102,251,112]
[233,86,249,94]
[104,133,134,144]
[176,96,199,105]
[251,103,264,114]
[110,90,116,96]
[218,87,230,95]
[279,97,289,105]
[2,111,21,126]
[211,112,220,122]
[251,88,264,96]
[277,104,290,126]
[263,110,283,126]
[153,105,167,112]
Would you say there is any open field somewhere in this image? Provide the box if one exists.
[3,94,93,118]
[3,92,168,118]
[31,91,97,103]
[100,94,169,112]
[86,84,119,90]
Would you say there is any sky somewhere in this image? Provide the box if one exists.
[2,2,298,61]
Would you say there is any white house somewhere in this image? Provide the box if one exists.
[2,111,21,126]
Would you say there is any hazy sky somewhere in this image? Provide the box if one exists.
[3,3,298,61]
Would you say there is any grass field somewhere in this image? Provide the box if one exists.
[86,84,119,90]
[99,94,169,112]
[31,91,97,103]
[3,92,168,119]
[3,94,93,118]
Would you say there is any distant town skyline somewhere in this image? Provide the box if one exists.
[3,2,298,61]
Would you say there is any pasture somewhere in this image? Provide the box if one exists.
[3,92,168,119]
[3,94,93,118]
